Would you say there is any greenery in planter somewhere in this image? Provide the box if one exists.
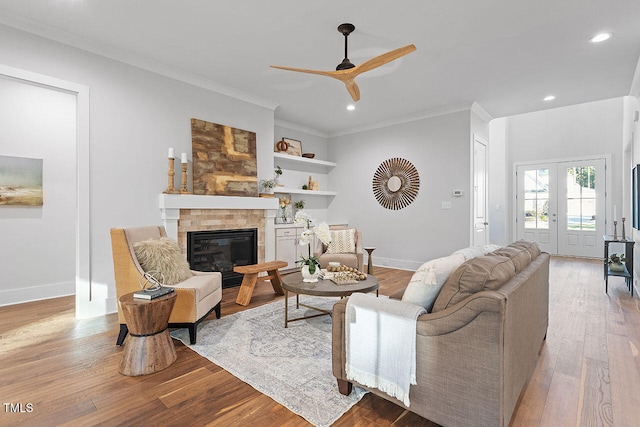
[275,165,283,178]
[294,200,305,209]
[608,253,626,264]
[260,179,276,192]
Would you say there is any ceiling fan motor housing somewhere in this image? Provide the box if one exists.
[336,23,356,70]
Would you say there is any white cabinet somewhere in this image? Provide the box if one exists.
[275,225,317,271]
[276,226,300,271]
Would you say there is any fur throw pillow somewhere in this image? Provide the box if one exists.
[133,237,192,285]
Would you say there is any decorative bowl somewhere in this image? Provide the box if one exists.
[302,153,315,158]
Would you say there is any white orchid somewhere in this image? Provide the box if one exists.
[314,222,332,246]
[299,229,314,246]
[294,211,332,274]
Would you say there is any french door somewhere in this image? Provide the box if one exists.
[516,159,606,257]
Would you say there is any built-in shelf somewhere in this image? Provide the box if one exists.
[273,152,337,174]
[273,187,337,196]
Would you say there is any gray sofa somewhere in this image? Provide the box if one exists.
[332,242,550,427]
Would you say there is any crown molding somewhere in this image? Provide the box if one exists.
[630,54,640,99]
[329,103,472,137]
[274,119,329,138]
[471,102,493,122]
[0,12,279,111]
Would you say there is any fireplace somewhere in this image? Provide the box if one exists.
[187,228,258,288]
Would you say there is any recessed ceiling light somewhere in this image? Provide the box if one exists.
[346,104,355,111]
[590,33,611,43]
[543,95,556,102]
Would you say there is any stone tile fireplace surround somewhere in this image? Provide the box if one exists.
[159,194,279,264]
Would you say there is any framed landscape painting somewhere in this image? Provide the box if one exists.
[0,155,43,206]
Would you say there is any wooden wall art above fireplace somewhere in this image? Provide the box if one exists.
[191,118,258,197]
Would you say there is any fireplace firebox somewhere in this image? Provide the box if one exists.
[187,228,257,288]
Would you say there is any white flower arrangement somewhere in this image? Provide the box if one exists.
[294,210,332,274]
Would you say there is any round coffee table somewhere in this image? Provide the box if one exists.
[281,272,379,328]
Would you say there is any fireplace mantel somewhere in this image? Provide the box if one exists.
[159,194,279,260]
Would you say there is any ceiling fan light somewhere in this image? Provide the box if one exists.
[590,33,611,43]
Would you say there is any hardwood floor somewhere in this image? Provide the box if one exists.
[1,258,638,426]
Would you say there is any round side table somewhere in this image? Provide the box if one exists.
[118,291,177,376]
[364,246,376,275]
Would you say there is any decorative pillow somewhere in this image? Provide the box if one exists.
[326,229,357,254]
[133,237,192,285]
[431,255,516,312]
[451,246,486,260]
[490,246,531,273]
[482,244,502,253]
[402,253,466,311]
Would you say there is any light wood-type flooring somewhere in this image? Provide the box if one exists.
[1,257,639,426]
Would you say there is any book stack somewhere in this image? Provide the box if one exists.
[133,286,175,300]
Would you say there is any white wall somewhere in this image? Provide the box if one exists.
[504,97,624,241]
[625,94,640,292]
[0,76,76,304]
[0,24,276,315]
[488,117,509,245]
[327,110,472,270]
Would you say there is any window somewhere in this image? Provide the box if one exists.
[524,168,549,229]
[566,166,596,230]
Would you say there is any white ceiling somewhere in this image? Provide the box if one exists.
[1,0,639,136]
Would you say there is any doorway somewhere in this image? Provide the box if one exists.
[473,137,488,246]
[516,158,606,257]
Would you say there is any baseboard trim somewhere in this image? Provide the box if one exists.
[0,281,75,307]
[367,255,420,272]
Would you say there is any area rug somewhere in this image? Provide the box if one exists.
[170,296,367,427]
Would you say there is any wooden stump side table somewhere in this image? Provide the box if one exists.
[118,292,177,376]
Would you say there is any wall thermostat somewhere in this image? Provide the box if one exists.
[452,189,463,197]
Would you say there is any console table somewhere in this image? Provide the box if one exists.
[603,235,634,296]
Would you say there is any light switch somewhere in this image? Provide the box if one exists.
[442,201,452,209]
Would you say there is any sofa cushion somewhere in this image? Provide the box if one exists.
[173,273,220,302]
[490,246,531,272]
[508,240,541,260]
[326,228,357,254]
[431,255,516,312]
[133,237,193,285]
[402,254,466,311]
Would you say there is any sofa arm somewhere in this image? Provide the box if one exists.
[332,290,506,380]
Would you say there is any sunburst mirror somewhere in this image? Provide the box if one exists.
[372,158,420,210]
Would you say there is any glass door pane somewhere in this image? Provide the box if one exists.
[523,169,549,229]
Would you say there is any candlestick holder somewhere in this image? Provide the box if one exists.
[613,220,618,240]
[163,157,178,194]
[180,162,191,194]
[622,217,626,240]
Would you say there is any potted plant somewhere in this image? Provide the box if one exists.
[259,179,276,197]
[608,253,626,272]
[274,165,283,186]
[294,200,305,210]
[294,210,332,282]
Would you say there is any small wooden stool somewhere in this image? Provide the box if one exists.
[118,292,177,376]
[234,260,288,306]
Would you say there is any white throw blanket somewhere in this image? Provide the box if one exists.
[345,293,426,406]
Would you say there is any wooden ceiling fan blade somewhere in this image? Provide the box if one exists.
[353,44,416,75]
[270,65,336,78]
[345,80,360,102]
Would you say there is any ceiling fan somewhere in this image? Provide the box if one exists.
[271,23,416,102]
